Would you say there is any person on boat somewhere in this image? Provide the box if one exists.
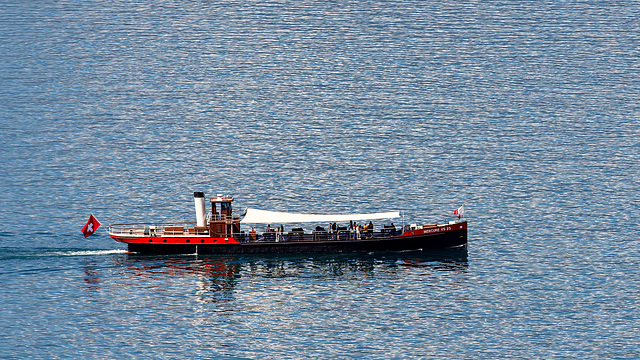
[275,225,281,242]
[355,224,361,240]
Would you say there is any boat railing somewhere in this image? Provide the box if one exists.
[209,214,240,221]
[109,222,207,236]
[245,227,399,243]
[110,223,457,242]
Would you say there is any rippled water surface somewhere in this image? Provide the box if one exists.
[1,0,639,358]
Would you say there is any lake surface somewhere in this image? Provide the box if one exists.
[1,0,639,358]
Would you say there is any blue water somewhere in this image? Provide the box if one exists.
[1,0,639,358]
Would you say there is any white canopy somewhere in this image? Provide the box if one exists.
[241,208,401,224]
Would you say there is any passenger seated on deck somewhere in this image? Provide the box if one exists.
[382,223,396,236]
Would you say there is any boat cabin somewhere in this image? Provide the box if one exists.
[209,195,240,237]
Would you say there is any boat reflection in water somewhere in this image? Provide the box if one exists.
[395,247,469,271]
[112,248,468,303]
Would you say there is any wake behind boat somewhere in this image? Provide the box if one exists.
[108,192,467,254]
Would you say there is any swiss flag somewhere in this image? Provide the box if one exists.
[81,214,101,238]
[454,206,464,219]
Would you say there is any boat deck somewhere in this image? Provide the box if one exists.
[109,222,463,243]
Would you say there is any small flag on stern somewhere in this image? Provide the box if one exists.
[81,214,101,238]
[454,206,465,219]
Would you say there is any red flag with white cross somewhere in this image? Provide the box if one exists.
[81,214,101,238]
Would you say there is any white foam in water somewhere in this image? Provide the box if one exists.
[58,249,128,257]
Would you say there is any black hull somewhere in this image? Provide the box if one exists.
[127,228,467,255]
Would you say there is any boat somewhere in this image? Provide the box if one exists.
[108,192,467,254]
